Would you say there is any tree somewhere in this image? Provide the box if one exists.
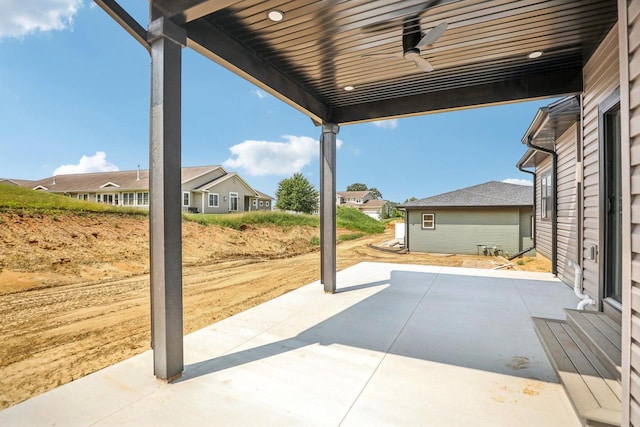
[346,183,383,199]
[404,196,418,203]
[275,173,318,214]
[346,182,367,191]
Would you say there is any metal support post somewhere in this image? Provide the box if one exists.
[148,16,186,381]
[320,123,339,293]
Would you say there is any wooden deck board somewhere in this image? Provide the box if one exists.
[582,312,622,351]
[533,317,621,426]
[566,309,622,368]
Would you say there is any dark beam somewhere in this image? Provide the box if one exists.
[330,65,583,124]
[320,124,339,294]
[93,0,150,52]
[152,0,239,25]
[148,16,186,381]
[184,19,329,124]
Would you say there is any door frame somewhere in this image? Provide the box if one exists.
[598,87,622,320]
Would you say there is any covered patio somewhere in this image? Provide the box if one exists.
[0,263,581,426]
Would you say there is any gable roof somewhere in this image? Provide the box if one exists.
[399,181,532,209]
[194,172,257,196]
[24,166,224,193]
[337,191,373,199]
[256,191,273,200]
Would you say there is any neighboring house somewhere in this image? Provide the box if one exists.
[398,181,533,256]
[336,190,391,220]
[15,166,272,214]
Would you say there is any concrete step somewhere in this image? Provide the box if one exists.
[533,317,621,427]
[565,309,621,381]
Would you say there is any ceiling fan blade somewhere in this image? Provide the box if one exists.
[416,22,448,49]
[414,56,434,72]
[362,52,404,58]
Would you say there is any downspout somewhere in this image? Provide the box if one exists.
[517,164,536,248]
[568,259,596,309]
[526,136,558,275]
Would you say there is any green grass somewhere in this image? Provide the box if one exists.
[336,206,385,234]
[185,206,385,235]
[183,210,318,230]
[0,184,147,215]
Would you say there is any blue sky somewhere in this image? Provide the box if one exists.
[0,1,552,203]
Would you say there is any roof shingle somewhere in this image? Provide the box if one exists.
[399,181,532,208]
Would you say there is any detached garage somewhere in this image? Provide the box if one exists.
[399,181,533,256]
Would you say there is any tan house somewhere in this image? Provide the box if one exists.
[336,190,391,220]
[16,166,272,214]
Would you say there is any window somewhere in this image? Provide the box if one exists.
[123,192,135,206]
[183,192,190,207]
[208,193,219,207]
[253,199,258,207]
[77,194,88,201]
[266,201,270,207]
[229,192,238,211]
[259,200,264,206]
[422,213,435,229]
[541,173,553,220]
[137,192,149,206]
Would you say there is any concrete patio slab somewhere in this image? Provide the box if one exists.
[0,262,581,426]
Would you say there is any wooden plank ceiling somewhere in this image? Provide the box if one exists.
[150,0,617,125]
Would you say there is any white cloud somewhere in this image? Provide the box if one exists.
[54,151,119,175]
[0,0,82,39]
[254,89,266,99]
[502,178,533,186]
[224,135,343,176]
[371,119,398,130]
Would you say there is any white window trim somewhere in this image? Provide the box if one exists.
[183,192,190,207]
[229,192,239,211]
[208,193,219,207]
[422,213,435,230]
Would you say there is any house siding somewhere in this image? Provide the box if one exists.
[198,178,249,213]
[536,156,553,261]
[519,208,534,252]
[407,208,525,255]
[582,23,620,303]
[624,0,640,423]
[556,123,580,286]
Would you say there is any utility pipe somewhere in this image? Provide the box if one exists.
[568,259,596,309]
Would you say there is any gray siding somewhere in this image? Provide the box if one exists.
[197,177,252,214]
[556,123,580,286]
[184,168,226,189]
[536,156,553,261]
[624,0,640,423]
[407,208,526,255]
[582,24,620,303]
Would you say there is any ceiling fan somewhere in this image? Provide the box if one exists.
[361,0,450,72]
[365,21,448,72]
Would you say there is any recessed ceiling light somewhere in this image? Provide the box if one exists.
[267,10,285,22]
[344,85,355,91]
[528,51,543,59]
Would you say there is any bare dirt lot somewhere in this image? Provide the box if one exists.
[0,212,549,409]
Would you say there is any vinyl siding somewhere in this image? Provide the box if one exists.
[406,208,527,255]
[556,123,580,286]
[519,208,534,252]
[536,156,553,260]
[625,0,640,423]
[582,23,620,302]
